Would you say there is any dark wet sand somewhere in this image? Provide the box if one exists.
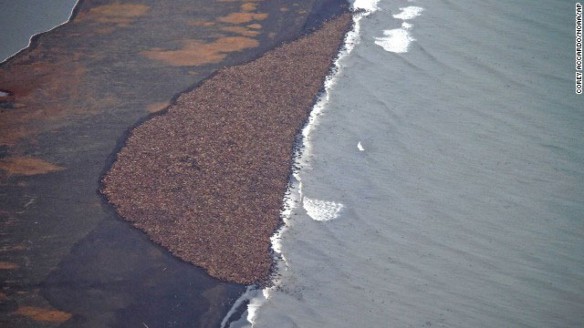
[102,13,353,285]
[0,0,348,326]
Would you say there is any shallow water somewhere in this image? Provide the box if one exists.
[231,0,584,327]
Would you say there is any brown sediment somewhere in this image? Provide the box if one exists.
[102,13,353,284]
[218,12,269,24]
[0,262,19,270]
[240,3,258,12]
[0,56,89,146]
[0,244,28,252]
[0,156,64,176]
[0,0,335,149]
[77,3,150,26]
[188,3,266,42]
[188,20,216,27]
[14,306,72,324]
[220,26,261,37]
[141,37,260,67]
[0,0,277,147]
[146,101,171,113]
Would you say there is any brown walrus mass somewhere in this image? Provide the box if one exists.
[101,13,353,285]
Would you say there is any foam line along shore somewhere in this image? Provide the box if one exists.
[231,0,584,326]
[223,1,380,326]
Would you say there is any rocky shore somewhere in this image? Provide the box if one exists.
[102,13,353,285]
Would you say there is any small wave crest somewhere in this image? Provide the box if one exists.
[374,23,416,53]
[375,6,424,53]
[303,197,344,221]
[393,6,424,20]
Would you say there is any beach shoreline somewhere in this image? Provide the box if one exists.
[0,0,350,326]
[101,12,353,286]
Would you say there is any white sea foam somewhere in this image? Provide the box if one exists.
[374,26,416,53]
[375,6,424,53]
[393,6,424,20]
[303,197,344,221]
[352,0,380,12]
[302,6,375,156]
[220,286,257,328]
[357,141,365,151]
[246,289,270,325]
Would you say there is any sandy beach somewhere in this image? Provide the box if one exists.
[0,0,349,326]
[102,13,352,285]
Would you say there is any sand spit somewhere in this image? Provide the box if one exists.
[102,13,352,285]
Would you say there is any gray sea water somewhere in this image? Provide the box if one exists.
[228,0,584,327]
[0,0,78,62]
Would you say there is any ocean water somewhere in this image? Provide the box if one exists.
[0,0,78,62]
[227,0,584,327]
